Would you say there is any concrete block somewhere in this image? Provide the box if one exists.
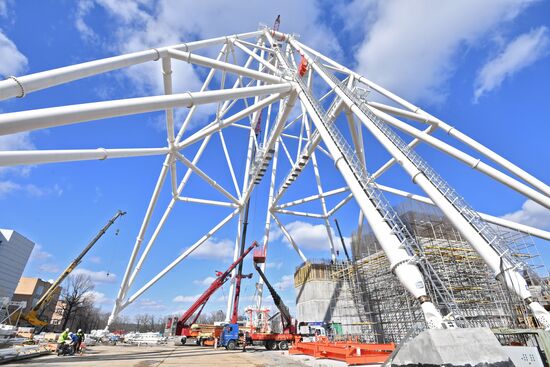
[392,327,514,367]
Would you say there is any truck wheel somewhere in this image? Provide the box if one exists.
[265,340,276,350]
[278,340,289,350]
[226,340,237,350]
[180,337,187,345]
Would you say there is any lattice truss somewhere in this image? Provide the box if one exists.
[1,27,550,330]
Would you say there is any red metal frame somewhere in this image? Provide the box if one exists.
[290,336,394,365]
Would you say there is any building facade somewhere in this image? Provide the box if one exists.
[50,300,67,332]
[12,277,61,325]
[0,229,35,300]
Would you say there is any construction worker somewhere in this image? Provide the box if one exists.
[70,332,79,354]
[241,332,248,352]
[76,329,85,354]
[58,328,70,344]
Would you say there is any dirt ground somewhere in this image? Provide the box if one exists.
[5,344,321,367]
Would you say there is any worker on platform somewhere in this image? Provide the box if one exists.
[76,329,85,354]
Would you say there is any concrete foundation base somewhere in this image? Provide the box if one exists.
[391,327,514,367]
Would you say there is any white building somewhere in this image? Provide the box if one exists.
[0,229,35,300]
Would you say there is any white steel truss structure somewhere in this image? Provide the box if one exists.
[1,26,550,331]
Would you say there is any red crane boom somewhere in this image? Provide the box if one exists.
[175,241,258,336]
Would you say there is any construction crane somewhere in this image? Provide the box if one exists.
[252,248,294,334]
[175,241,258,345]
[21,210,126,327]
[334,218,351,261]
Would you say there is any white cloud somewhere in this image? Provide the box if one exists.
[0,132,34,151]
[474,26,549,101]
[0,30,28,77]
[88,256,102,264]
[265,261,283,270]
[274,274,294,291]
[271,220,350,252]
[0,181,63,198]
[138,298,166,310]
[29,244,53,261]
[85,290,112,305]
[39,263,60,273]
[72,268,116,283]
[193,276,217,286]
[185,237,234,260]
[74,0,340,129]
[173,294,200,303]
[347,0,533,104]
[502,200,550,230]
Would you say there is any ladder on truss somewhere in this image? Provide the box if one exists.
[316,62,548,296]
[276,52,463,325]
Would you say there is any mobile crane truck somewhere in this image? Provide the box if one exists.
[218,246,297,350]
[173,241,257,346]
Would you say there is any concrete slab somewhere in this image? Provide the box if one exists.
[391,327,514,367]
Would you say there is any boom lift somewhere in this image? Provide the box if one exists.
[21,210,126,327]
[252,248,294,334]
[219,246,296,351]
[174,241,258,345]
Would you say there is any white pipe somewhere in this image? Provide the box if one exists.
[0,30,263,101]
[369,106,550,209]
[174,151,240,205]
[326,193,354,217]
[233,41,279,74]
[126,136,213,290]
[178,92,284,149]
[289,38,443,328]
[168,49,284,84]
[108,154,171,327]
[294,39,550,199]
[0,147,169,167]
[0,84,293,136]
[271,214,307,262]
[300,46,550,328]
[124,208,241,307]
[273,209,325,219]
[277,187,349,209]
[177,196,238,208]
[375,183,550,242]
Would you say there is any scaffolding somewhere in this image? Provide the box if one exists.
[296,202,549,344]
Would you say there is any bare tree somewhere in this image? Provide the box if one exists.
[60,274,94,330]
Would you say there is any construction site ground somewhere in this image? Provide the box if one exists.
[5,344,371,367]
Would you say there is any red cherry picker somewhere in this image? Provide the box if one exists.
[173,241,257,346]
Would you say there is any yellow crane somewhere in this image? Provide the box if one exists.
[22,210,126,327]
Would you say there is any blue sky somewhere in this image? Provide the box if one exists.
[1,0,550,320]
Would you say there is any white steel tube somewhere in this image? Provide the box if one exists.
[126,136,213,290]
[288,41,443,328]
[271,214,308,262]
[108,154,171,327]
[168,49,284,84]
[174,151,240,205]
[369,106,550,209]
[273,209,325,219]
[178,92,284,149]
[0,30,263,101]
[302,51,550,328]
[176,196,238,208]
[375,183,550,242]
[294,40,550,199]
[0,147,169,167]
[0,84,293,136]
[276,187,349,209]
[124,208,241,307]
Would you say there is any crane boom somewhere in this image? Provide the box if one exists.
[253,263,293,333]
[176,241,258,334]
[24,210,126,326]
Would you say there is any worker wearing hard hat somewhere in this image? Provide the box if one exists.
[76,329,85,354]
[58,328,70,343]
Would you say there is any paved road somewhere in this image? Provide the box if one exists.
[6,344,313,367]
